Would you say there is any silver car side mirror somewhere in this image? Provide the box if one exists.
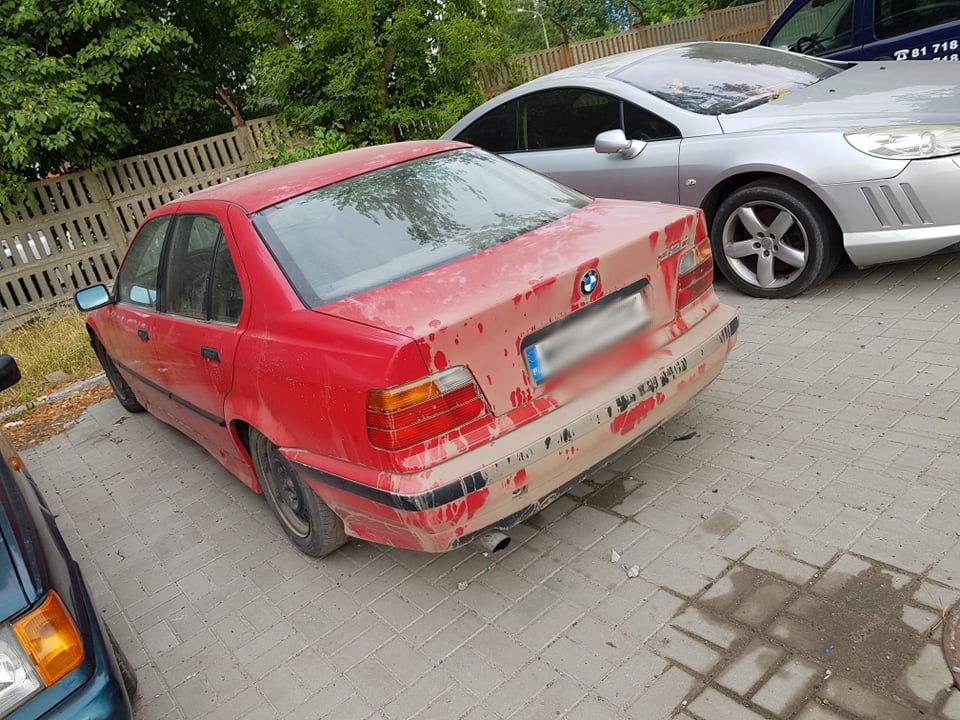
[594,129,646,160]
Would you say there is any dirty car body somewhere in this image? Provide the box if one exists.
[443,42,960,298]
[76,141,737,555]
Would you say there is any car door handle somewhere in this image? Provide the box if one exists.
[137,327,149,340]
[200,346,220,362]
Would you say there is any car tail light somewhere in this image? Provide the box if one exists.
[676,237,714,309]
[12,591,84,686]
[367,367,488,450]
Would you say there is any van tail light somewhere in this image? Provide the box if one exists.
[12,591,84,687]
[676,237,714,309]
[367,367,488,450]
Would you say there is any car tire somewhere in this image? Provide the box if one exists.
[105,623,138,701]
[711,180,841,298]
[249,429,347,557]
[91,335,144,413]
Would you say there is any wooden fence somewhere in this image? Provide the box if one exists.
[0,117,280,331]
[481,0,792,93]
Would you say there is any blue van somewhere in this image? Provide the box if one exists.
[760,0,960,61]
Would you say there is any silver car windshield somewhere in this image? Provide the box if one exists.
[253,149,589,307]
[616,43,844,116]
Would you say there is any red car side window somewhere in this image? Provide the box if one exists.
[164,215,243,324]
[116,216,171,308]
[209,242,243,324]
[164,215,221,320]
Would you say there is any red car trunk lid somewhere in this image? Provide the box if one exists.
[320,199,706,416]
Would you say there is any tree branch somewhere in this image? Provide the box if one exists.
[216,88,245,127]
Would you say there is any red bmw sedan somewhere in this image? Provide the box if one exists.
[75,141,738,556]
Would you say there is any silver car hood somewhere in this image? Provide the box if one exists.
[719,62,960,133]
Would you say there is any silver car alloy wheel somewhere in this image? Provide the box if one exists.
[721,200,808,290]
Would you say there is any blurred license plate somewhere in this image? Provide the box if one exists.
[523,285,650,384]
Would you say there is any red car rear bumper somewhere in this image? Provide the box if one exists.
[285,306,738,553]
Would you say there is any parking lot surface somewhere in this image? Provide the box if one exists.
[23,255,960,720]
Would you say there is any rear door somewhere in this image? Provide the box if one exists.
[455,87,682,204]
[148,203,248,456]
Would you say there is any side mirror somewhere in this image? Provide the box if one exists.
[594,129,646,160]
[0,355,21,392]
[75,284,112,312]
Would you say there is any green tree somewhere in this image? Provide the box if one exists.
[0,0,255,201]
[505,0,756,54]
[235,0,514,144]
[539,0,620,40]
[137,1,257,139]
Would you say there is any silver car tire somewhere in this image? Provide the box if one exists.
[250,428,347,557]
[711,180,841,299]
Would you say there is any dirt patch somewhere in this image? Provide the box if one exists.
[585,477,642,511]
[786,565,925,695]
[2,384,114,449]
[676,553,958,717]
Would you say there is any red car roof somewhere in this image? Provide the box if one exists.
[185,140,469,213]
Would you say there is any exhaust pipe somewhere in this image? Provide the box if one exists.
[473,530,510,555]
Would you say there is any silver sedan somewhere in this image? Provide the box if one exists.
[443,42,960,297]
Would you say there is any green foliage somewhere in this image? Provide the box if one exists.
[257,125,357,168]
[639,0,705,24]
[0,2,170,191]
[0,0,255,199]
[504,0,754,53]
[235,0,515,145]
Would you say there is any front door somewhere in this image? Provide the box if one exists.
[455,87,682,204]
[97,213,174,410]
[510,88,681,204]
[148,207,247,462]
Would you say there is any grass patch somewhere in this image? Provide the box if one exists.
[0,307,100,414]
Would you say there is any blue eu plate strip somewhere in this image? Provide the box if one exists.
[524,345,545,383]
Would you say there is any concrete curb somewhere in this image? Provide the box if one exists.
[0,372,107,423]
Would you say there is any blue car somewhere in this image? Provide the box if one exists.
[760,0,960,61]
[0,355,135,718]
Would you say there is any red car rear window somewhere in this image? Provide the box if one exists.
[252,149,589,306]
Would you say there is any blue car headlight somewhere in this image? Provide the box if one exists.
[0,626,43,714]
[0,590,86,715]
[845,125,960,159]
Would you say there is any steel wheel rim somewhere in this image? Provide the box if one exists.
[721,200,809,290]
[265,450,310,539]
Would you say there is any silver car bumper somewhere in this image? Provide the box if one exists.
[818,156,960,267]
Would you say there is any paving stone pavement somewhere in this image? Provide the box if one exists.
[21,255,960,720]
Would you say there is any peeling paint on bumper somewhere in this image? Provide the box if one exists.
[287,306,738,552]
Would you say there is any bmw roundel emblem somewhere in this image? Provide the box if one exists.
[579,269,599,296]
